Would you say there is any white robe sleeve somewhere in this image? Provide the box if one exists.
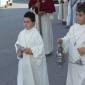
[31,31,45,59]
[62,25,73,53]
[31,32,45,65]
[15,32,22,60]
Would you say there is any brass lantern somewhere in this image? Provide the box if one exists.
[56,43,65,66]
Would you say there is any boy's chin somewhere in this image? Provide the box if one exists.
[25,27,31,30]
[77,21,83,25]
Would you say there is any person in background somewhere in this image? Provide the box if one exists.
[28,0,55,55]
[58,0,68,25]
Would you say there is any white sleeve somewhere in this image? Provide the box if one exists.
[15,32,22,60]
[31,32,45,58]
[62,25,73,53]
[31,32,45,65]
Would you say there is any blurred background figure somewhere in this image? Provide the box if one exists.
[28,0,56,55]
[58,0,68,25]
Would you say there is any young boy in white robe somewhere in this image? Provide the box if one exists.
[57,2,85,85]
[15,11,49,85]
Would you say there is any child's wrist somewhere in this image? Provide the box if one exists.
[24,48,33,55]
[28,48,33,55]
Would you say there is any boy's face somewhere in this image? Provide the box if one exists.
[76,11,85,25]
[24,17,34,30]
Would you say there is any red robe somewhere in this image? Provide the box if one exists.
[29,0,55,14]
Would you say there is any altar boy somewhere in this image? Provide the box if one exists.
[57,2,85,85]
[15,11,49,85]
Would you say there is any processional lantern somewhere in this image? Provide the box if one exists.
[56,43,65,67]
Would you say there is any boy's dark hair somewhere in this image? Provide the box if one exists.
[76,2,85,13]
[24,11,35,22]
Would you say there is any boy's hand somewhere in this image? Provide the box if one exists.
[57,38,63,44]
[16,50,23,57]
[24,48,33,55]
[77,47,85,56]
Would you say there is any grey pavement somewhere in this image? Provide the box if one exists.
[0,1,69,85]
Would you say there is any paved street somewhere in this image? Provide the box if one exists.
[0,0,69,85]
